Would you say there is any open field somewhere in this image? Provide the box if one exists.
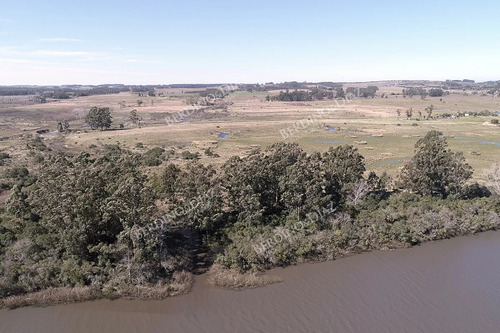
[1,85,499,184]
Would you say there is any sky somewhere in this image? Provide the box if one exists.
[0,0,499,85]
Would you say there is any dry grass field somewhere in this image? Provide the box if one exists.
[1,84,499,184]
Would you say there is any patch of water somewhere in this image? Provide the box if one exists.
[313,140,346,144]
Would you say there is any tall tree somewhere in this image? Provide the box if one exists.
[86,106,112,130]
[130,109,140,125]
[399,131,473,197]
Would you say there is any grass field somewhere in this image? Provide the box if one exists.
[1,84,499,184]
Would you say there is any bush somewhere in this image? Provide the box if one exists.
[0,152,10,166]
[181,151,200,160]
[491,119,499,125]
[143,147,165,166]
[429,88,444,97]
[204,148,219,158]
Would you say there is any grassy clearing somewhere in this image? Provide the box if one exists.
[1,86,499,185]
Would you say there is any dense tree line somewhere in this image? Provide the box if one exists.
[267,88,336,102]
[0,131,499,303]
[0,87,42,96]
[199,88,230,99]
[72,87,129,97]
[402,87,447,98]
[0,147,190,300]
[0,86,128,100]
[346,86,379,98]
[428,88,444,97]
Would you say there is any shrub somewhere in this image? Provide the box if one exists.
[181,151,200,160]
[143,147,165,166]
[0,152,10,166]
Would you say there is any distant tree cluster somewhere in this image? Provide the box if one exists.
[346,86,379,98]
[403,87,448,98]
[429,88,444,97]
[403,87,427,97]
[267,88,336,102]
[199,88,230,99]
[267,90,313,102]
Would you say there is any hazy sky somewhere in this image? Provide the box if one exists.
[0,0,498,85]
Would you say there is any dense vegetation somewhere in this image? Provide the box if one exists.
[0,131,499,306]
[0,86,129,99]
[402,87,448,98]
[267,88,337,101]
[346,86,379,98]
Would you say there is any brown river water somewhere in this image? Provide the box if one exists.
[1,231,500,333]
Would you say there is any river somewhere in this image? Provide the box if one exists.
[1,231,500,333]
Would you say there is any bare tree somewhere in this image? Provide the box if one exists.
[425,104,434,119]
[406,108,413,119]
[349,179,370,206]
[485,162,500,195]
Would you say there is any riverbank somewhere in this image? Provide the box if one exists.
[2,221,499,310]
[1,230,499,333]
[0,271,193,310]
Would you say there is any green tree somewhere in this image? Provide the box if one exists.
[3,148,176,293]
[322,145,365,194]
[399,131,473,197]
[86,106,112,130]
[129,109,140,125]
[429,88,444,97]
[143,147,165,166]
[336,87,345,99]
